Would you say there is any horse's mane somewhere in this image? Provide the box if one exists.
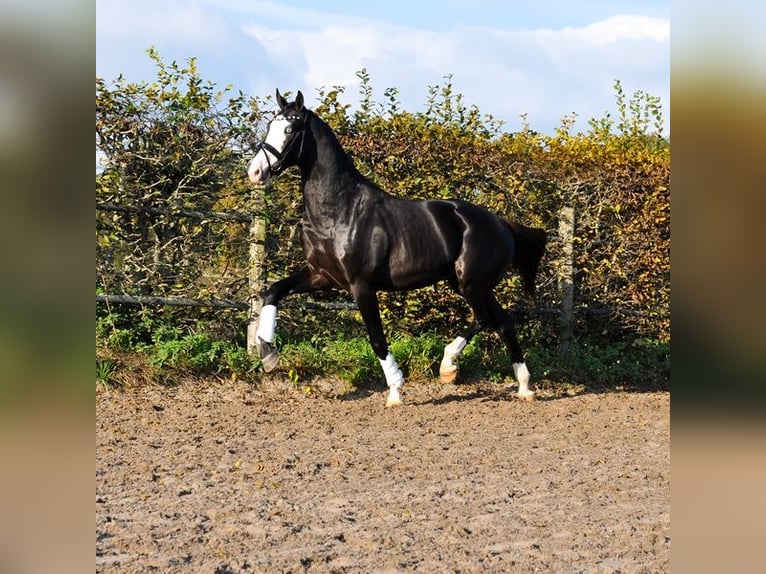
[304,108,364,180]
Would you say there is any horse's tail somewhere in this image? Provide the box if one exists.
[505,220,547,297]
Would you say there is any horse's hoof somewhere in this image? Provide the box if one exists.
[385,388,403,408]
[518,390,535,402]
[439,367,458,384]
[257,339,280,372]
[261,351,279,373]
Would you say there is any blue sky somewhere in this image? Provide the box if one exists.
[96,0,670,135]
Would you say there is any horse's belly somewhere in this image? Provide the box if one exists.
[387,258,455,291]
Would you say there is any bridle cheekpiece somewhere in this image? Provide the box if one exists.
[256,110,307,176]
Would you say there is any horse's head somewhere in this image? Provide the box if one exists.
[247,89,307,184]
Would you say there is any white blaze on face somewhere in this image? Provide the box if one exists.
[247,116,292,184]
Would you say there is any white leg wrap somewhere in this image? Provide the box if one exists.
[380,352,404,408]
[255,304,277,343]
[441,336,467,372]
[512,362,534,399]
[379,352,404,389]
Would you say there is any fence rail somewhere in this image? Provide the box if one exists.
[96,293,249,310]
[96,202,254,223]
[97,200,666,355]
[95,292,640,317]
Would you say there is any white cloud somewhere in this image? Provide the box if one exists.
[246,24,386,88]
[96,0,275,98]
[541,14,670,46]
[243,12,668,133]
[245,21,458,95]
[96,0,229,48]
[96,1,669,134]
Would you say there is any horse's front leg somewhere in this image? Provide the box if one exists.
[252,266,328,371]
[351,283,404,407]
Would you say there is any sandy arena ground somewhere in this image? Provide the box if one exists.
[97,378,669,573]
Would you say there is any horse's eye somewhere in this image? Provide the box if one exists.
[285,126,293,134]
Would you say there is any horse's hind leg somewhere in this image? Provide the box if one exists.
[439,322,481,383]
[489,295,535,400]
[440,283,494,384]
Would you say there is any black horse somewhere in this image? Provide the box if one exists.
[248,89,546,406]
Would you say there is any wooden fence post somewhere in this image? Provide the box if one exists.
[559,205,575,358]
[247,187,268,356]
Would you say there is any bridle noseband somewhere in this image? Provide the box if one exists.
[256,111,307,176]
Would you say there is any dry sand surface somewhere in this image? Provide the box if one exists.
[97,379,669,573]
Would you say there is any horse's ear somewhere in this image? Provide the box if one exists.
[295,90,304,111]
[275,89,288,111]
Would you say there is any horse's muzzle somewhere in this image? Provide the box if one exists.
[247,152,271,185]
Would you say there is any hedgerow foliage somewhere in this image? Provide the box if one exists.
[96,50,264,337]
[266,72,669,344]
[97,53,669,353]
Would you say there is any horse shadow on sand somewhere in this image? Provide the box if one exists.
[332,362,667,407]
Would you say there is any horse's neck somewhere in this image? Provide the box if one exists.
[300,116,363,228]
